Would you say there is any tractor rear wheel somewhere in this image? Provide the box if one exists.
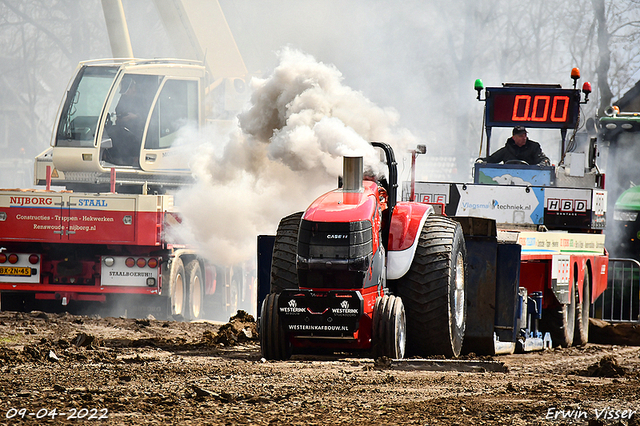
[395,216,467,358]
[574,268,590,346]
[270,212,303,293]
[260,293,291,360]
[371,295,406,359]
[541,293,576,348]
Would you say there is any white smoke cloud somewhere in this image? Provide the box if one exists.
[169,47,417,266]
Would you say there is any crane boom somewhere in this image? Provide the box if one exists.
[100,0,134,59]
[152,0,248,79]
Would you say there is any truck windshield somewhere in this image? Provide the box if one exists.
[55,66,118,147]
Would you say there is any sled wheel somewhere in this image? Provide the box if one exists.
[260,293,291,360]
[574,268,591,346]
[170,257,187,319]
[395,216,467,358]
[270,212,303,293]
[541,289,576,348]
[186,259,204,321]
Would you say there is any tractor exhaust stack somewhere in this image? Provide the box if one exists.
[343,157,363,192]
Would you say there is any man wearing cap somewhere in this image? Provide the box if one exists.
[480,126,550,166]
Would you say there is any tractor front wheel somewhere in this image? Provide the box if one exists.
[371,295,406,359]
[260,293,291,360]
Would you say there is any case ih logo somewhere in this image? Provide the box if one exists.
[10,196,53,206]
[547,198,587,213]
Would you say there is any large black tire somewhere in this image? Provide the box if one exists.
[395,216,467,358]
[270,212,303,293]
[371,295,406,359]
[540,291,576,348]
[260,293,291,360]
[574,268,591,346]
[185,259,204,321]
[170,257,187,319]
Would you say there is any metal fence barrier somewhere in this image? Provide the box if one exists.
[591,258,640,323]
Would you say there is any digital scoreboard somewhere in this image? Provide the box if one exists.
[485,86,581,129]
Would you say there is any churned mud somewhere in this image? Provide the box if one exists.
[0,311,639,425]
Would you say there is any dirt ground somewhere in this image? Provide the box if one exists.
[0,310,639,426]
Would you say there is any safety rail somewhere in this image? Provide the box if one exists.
[591,258,640,323]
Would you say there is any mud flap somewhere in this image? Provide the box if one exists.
[455,217,520,355]
[462,235,497,354]
[493,243,521,352]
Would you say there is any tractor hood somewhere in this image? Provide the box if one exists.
[303,181,379,224]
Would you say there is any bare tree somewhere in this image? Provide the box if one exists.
[0,0,109,162]
[592,0,614,116]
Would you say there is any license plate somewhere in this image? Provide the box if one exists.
[0,266,31,277]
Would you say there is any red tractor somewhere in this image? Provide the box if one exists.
[259,142,467,360]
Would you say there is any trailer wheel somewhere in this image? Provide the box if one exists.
[260,293,291,360]
[270,212,303,293]
[574,268,590,346]
[541,292,576,348]
[371,295,406,359]
[186,259,204,321]
[395,216,467,358]
[170,257,187,319]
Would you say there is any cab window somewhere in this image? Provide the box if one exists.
[144,79,199,149]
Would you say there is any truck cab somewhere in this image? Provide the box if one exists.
[35,59,241,193]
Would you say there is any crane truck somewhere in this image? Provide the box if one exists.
[0,1,255,320]
[0,57,256,320]
[257,69,610,359]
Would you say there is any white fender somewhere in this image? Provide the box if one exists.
[386,205,433,280]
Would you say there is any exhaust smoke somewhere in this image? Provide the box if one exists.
[168,47,417,267]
